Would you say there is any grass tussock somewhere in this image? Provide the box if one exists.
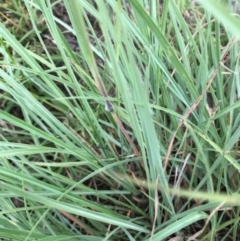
[1,0,240,240]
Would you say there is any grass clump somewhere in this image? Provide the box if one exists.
[1,0,240,240]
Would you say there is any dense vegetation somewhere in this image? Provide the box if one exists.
[1,0,240,240]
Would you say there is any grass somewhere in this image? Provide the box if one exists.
[1,0,240,240]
